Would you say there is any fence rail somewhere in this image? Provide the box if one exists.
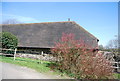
[1,48,47,61]
[1,48,120,71]
[110,61,120,72]
[1,48,17,60]
[1,48,14,51]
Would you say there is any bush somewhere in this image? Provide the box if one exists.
[0,32,18,54]
[51,33,113,79]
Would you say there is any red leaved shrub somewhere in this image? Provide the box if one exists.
[51,33,113,79]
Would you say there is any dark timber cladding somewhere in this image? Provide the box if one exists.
[2,21,99,52]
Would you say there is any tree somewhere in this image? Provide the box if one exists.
[2,19,22,24]
[98,44,104,51]
[105,38,118,52]
[0,32,18,54]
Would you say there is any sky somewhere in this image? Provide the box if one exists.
[1,2,118,47]
[1,0,119,2]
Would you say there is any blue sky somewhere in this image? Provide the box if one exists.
[2,2,118,47]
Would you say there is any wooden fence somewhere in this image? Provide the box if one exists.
[1,48,47,61]
[110,61,120,72]
[1,48,120,71]
[1,48,17,60]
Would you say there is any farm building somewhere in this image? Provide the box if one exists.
[2,21,99,54]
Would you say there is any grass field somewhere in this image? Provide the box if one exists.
[0,55,120,79]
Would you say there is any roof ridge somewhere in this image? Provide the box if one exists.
[72,22,98,40]
[2,21,74,26]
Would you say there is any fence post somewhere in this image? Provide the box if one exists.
[117,62,119,72]
[41,51,43,55]
[41,51,44,64]
[14,48,17,60]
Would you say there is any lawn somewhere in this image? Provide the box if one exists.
[0,55,51,72]
[0,55,69,78]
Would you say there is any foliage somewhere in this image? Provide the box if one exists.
[51,33,113,79]
[98,45,104,51]
[0,32,18,53]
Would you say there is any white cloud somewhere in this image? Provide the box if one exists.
[1,14,40,23]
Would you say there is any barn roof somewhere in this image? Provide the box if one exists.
[2,21,98,48]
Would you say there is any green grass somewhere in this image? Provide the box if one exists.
[0,55,51,73]
[113,73,120,79]
[0,55,70,79]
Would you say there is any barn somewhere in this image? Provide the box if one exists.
[2,21,99,54]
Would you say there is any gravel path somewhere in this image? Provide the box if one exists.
[0,62,64,79]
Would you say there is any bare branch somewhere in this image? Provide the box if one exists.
[2,19,23,24]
